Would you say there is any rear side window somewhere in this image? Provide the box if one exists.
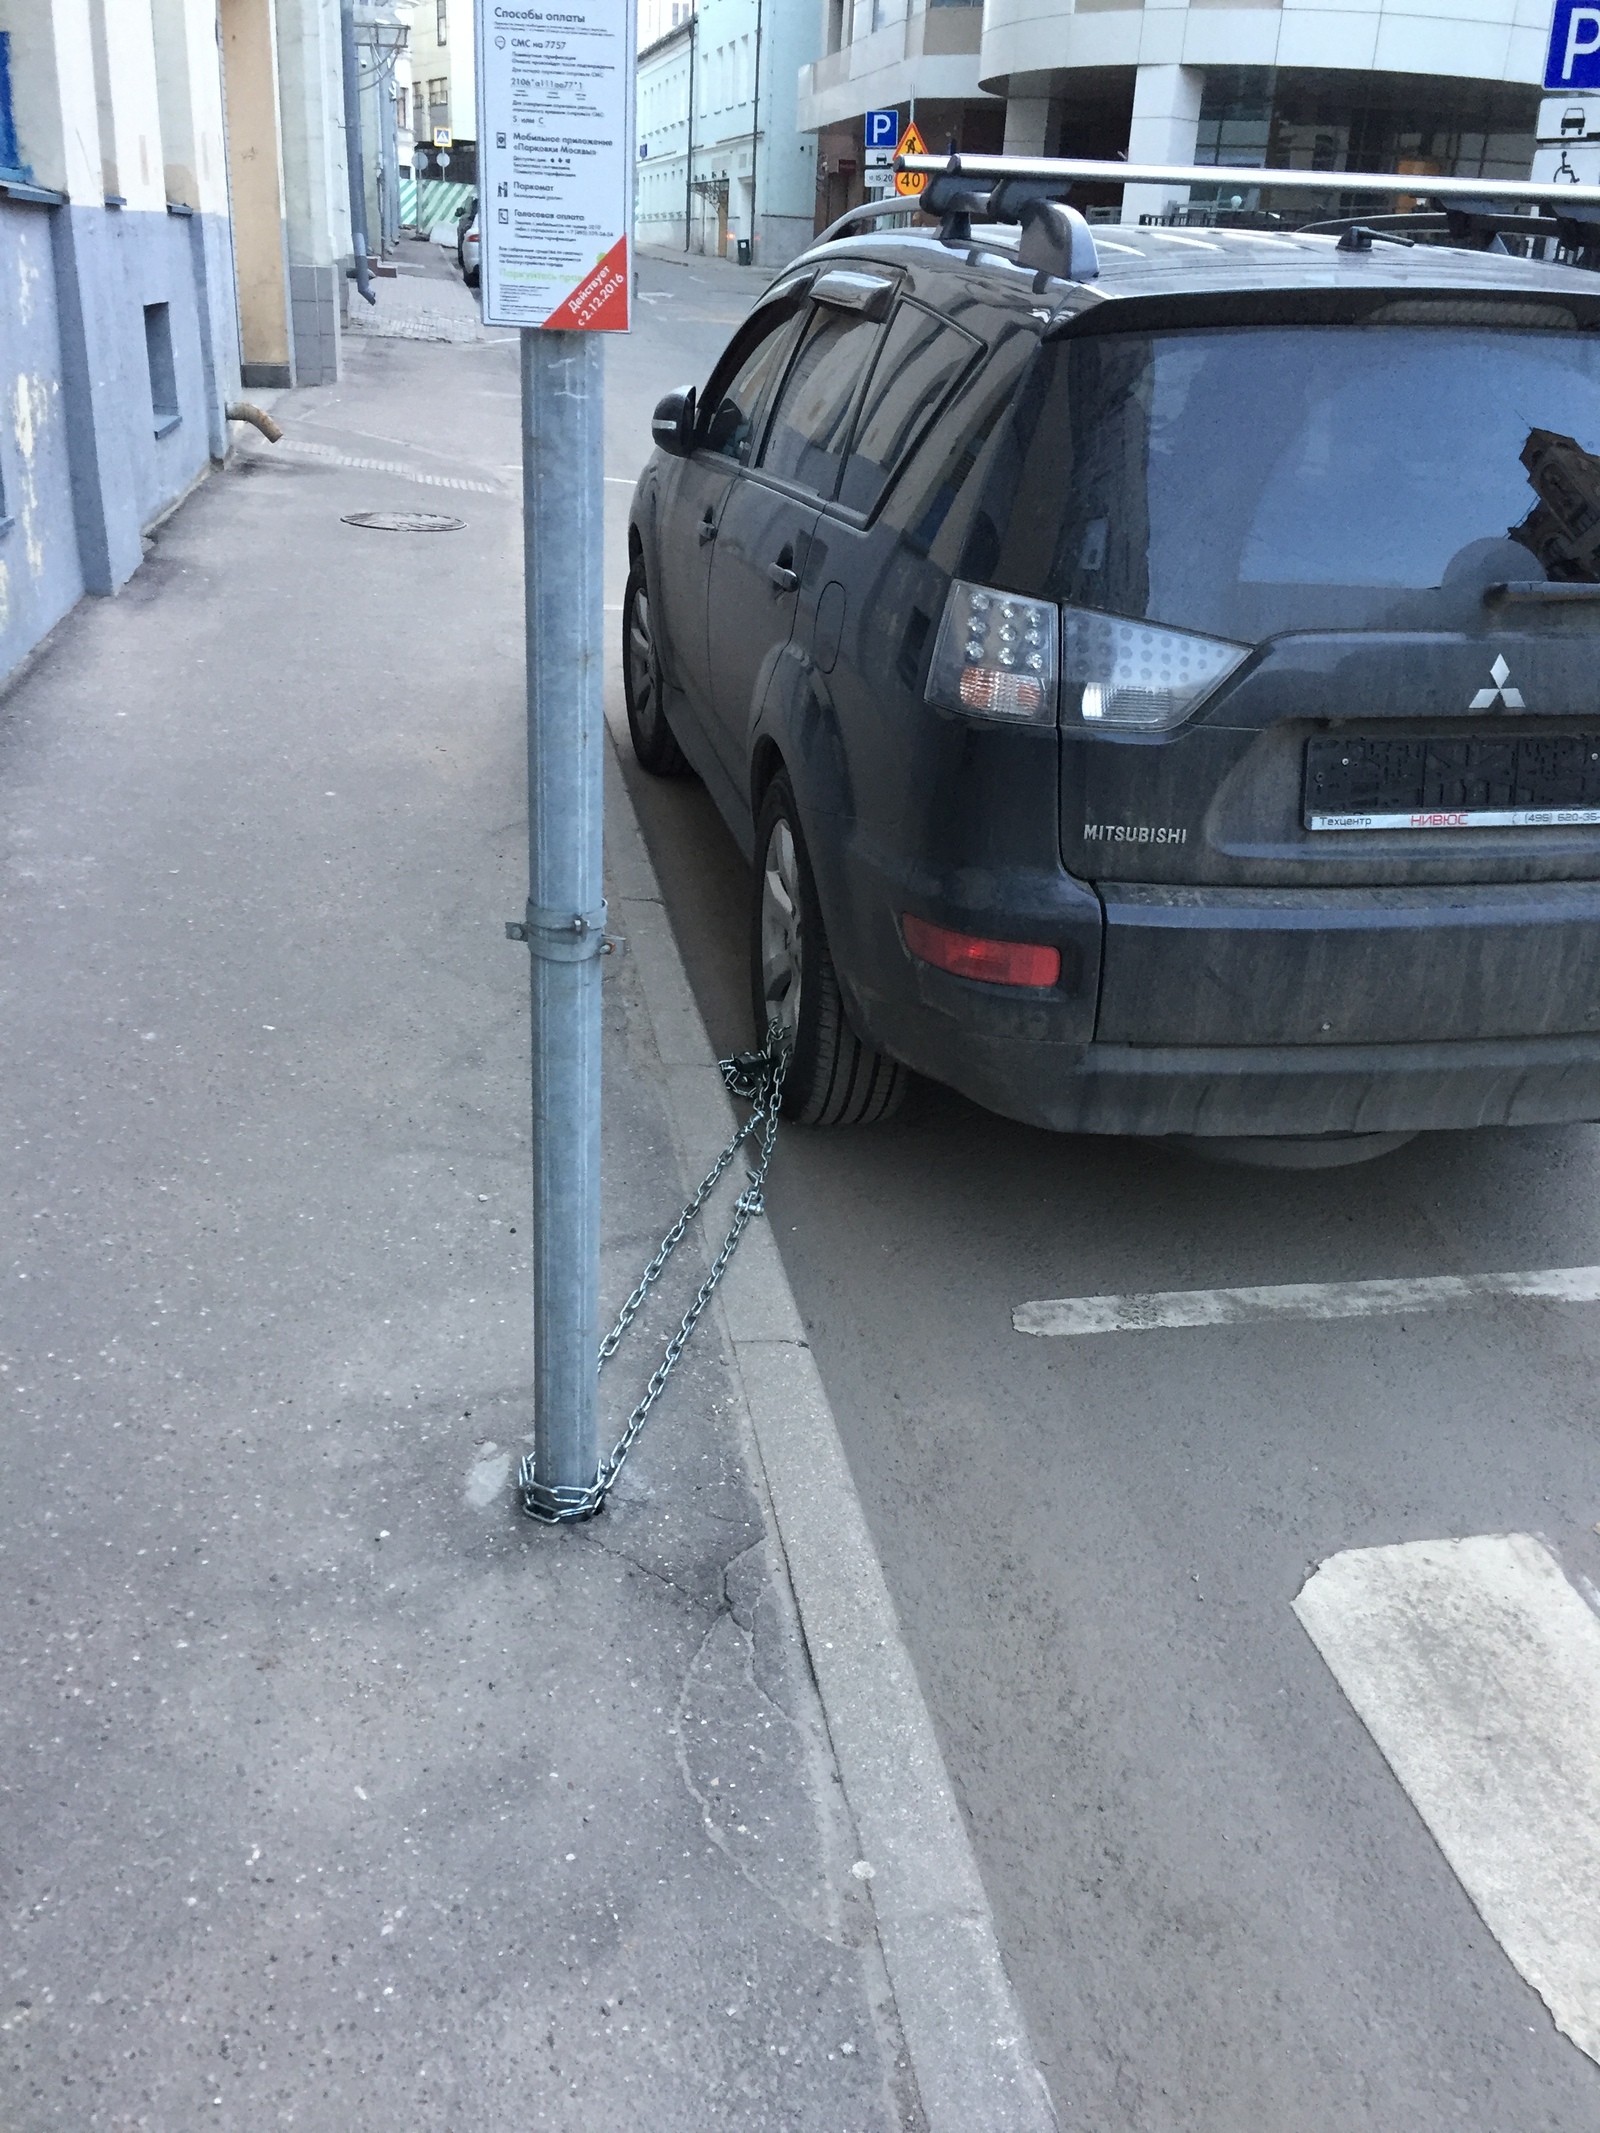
[835,304,982,516]
[701,298,808,464]
[761,307,885,496]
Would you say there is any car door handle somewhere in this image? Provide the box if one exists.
[767,562,799,592]
[698,512,717,546]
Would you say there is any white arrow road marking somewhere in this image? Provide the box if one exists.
[1294,1535,1600,2065]
[1012,1265,1600,1336]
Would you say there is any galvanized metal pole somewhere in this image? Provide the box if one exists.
[521,327,606,1516]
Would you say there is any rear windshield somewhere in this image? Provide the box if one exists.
[987,324,1600,640]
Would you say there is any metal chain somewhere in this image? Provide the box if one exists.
[518,1032,788,1524]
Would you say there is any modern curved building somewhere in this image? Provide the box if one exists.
[799,0,1554,227]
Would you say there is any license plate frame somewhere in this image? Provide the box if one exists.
[1304,732,1600,832]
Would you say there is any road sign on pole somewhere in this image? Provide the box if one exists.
[476,0,636,1521]
[1547,0,1600,86]
[894,121,928,197]
[865,107,899,184]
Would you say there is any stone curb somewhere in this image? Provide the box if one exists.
[604,748,1059,2133]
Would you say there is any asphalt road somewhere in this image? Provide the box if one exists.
[611,252,1600,2130]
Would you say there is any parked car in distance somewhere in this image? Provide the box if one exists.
[457,196,479,287]
[625,185,1600,1154]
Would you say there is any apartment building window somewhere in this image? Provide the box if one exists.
[428,77,449,134]
[436,0,448,43]
[144,304,180,439]
[412,85,426,134]
[0,30,26,183]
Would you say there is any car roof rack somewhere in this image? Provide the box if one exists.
[895,151,1600,218]
[815,150,1102,284]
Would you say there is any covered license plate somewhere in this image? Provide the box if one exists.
[1304,733,1600,831]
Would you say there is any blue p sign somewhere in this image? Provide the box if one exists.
[1546,0,1600,86]
[864,109,900,152]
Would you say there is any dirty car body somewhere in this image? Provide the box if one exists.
[628,216,1600,1138]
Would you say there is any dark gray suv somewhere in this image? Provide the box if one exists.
[624,197,1600,1148]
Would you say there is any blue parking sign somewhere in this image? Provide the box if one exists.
[1546,0,1600,87]
[865,109,900,152]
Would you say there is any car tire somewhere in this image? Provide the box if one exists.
[752,772,906,1126]
[464,263,480,289]
[622,556,691,778]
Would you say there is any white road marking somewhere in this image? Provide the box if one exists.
[1013,1264,1600,1336]
[249,438,504,495]
[1295,1534,1600,2065]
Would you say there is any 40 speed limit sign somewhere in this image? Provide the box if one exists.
[474,0,635,330]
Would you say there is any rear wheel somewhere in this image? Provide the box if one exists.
[623,556,690,777]
[752,772,905,1125]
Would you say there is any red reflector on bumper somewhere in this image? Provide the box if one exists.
[901,914,1061,989]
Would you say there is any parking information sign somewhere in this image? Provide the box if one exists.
[1546,0,1600,87]
[474,0,634,331]
[865,107,899,178]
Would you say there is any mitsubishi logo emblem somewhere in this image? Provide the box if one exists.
[1469,655,1525,710]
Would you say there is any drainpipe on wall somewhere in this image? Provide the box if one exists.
[748,0,762,260]
[340,0,376,303]
[684,16,696,254]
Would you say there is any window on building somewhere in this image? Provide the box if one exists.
[144,303,180,439]
[0,30,27,183]
[428,77,449,133]
[413,85,426,134]
[762,309,887,498]
[437,0,448,43]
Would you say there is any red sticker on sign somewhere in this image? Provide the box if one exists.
[543,236,631,333]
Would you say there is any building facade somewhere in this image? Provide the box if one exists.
[0,0,354,689]
[798,0,1552,229]
[405,0,477,229]
[637,0,818,265]
[637,18,697,251]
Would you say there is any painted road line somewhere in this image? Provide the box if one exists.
[1012,1265,1600,1336]
[1295,1535,1600,2066]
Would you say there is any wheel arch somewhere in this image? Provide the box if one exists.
[750,736,786,825]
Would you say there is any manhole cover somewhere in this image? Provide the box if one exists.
[341,510,465,532]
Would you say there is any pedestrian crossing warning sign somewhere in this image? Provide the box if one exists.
[895,122,928,197]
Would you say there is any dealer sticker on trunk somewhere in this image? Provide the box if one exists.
[1309,807,1600,832]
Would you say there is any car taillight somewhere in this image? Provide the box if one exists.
[902,914,1061,988]
[1061,608,1249,732]
[926,581,1059,725]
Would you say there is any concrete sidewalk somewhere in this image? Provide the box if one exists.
[0,309,1049,2131]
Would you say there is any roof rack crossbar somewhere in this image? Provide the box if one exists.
[894,151,1600,214]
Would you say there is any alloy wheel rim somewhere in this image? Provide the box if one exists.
[628,587,656,730]
[759,819,803,1046]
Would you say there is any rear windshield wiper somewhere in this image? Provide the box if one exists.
[1484,580,1600,606]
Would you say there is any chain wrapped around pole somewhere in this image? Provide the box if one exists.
[518,1032,789,1524]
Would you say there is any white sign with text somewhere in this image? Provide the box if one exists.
[474,0,634,330]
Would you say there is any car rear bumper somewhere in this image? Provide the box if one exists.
[833,849,1600,1136]
[930,1030,1600,1138]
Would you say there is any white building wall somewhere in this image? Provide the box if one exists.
[690,0,819,265]
[636,24,695,252]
